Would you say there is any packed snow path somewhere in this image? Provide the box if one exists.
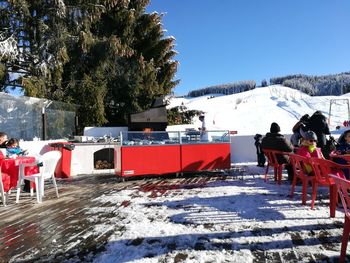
[0,166,347,262]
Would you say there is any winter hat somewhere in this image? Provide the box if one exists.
[302,131,317,141]
[270,122,281,133]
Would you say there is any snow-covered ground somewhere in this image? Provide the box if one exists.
[91,166,344,263]
[167,85,350,136]
[86,86,350,262]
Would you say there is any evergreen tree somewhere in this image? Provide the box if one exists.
[0,0,179,129]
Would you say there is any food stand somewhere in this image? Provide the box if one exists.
[114,130,231,177]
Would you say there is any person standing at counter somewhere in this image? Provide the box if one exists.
[0,132,8,148]
[199,115,208,141]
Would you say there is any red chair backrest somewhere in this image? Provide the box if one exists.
[329,174,350,218]
[289,153,311,177]
[330,153,350,164]
[263,149,290,165]
[310,158,348,185]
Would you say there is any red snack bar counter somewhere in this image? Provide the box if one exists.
[114,130,230,177]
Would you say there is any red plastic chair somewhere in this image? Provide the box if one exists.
[329,174,350,263]
[309,158,350,218]
[330,153,350,165]
[263,149,290,184]
[289,154,315,205]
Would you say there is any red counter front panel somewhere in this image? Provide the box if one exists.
[181,143,231,172]
[119,145,181,177]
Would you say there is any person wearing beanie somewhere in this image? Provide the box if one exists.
[270,122,281,133]
[296,130,324,175]
[261,122,294,180]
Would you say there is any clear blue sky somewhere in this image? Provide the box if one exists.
[146,0,350,96]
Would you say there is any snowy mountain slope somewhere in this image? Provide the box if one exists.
[168,85,350,135]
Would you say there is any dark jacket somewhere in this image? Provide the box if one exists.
[336,133,350,154]
[307,113,330,148]
[336,142,350,154]
[261,132,294,164]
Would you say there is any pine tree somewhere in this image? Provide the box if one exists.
[0,0,179,128]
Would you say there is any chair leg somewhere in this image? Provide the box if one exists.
[0,180,5,207]
[264,165,269,182]
[274,167,278,181]
[41,179,45,197]
[52,175,59,198]
[34,178,41,203]
[15,177,24,203]
[301,179,308,205]
[277,166,282,185]
[16,185,21,203]
[4,192,8,207]
[0,191,5,207]
[311,181,318,209]
[30,187,34,197]
[340,216,350,263]
[329,184,337,218]
[290,175,298,198]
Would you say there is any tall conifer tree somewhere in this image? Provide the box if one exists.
[0,0,179,128]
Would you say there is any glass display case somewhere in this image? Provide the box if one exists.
[180,130,229,143]
[119,130,229,146]
[120,131,180,146]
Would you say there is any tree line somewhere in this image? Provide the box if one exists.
[270,72,350,96]
[0,0,178,130]
[187,80,256,97]
[187,72,350,98]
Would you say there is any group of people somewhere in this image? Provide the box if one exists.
[254,110,350,180]
[0,132,27,157]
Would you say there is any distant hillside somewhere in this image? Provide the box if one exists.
[270,72,350,96]
[168,85,350,135]
[187,80,256,97]
[186,71,350,98]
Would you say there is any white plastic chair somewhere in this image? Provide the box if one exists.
[16,151,62,203]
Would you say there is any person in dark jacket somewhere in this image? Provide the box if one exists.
[336,130,350,154]
[261,122,294,181]
[254,134,265,167]
[306,111,330,156]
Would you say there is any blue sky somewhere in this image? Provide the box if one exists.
[146,0,350,96]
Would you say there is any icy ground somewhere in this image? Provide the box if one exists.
[89,165,345,263]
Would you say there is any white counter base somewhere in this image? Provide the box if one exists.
[70,143,116,176]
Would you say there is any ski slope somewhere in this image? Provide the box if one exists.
[168,85,350,136]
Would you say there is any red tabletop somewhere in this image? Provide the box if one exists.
[1,156,39,191]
